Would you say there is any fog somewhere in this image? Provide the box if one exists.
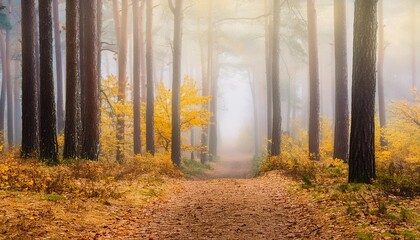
[15,0,418,168]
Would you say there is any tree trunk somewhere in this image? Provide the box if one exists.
[199,33,208,164]
[63,0,79,159]
[270,0,281,156]
[208,1,218,161]
[265,0,273,152]
[412,0,417,91]
[307,0,320,160]
[146,0,155,155]
[249,71,259,155]
[348,0,378,184]
[14,61,21,145]
[170,0,183,167]
[52,0,64,133]
[133,0,142,155]
[5,29,13,150]
[21,0,39,157]
[115,0,129,162]
[78,1,85,156]
[81,0,99,160]
[39,0,59,164]
[0,30,5,151]
[139,3,146,103]
[377,0,386,146]
[333,0,349,161]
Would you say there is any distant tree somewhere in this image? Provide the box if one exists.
[307,0,320,160]
[146,0,155,155]
[21,0,39,157]
[113,0,129,162]
[133,0,142,155]
[169,0,183,167]
[377,0,386,146]
[270,0,281,156]
[53,0,64,133]
[199,2,211,164]
[39,0,59,164]
[265,0,273,153]
[348,0,378,183]
[63,0,79,159]
[333,0,349,161]
[81,0,100,160]
[208,1,217,161]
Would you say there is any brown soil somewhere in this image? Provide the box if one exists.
[131,156,353,240]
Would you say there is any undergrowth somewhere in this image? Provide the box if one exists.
[0,153,182,199]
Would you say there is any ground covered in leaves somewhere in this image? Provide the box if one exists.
[0,154,419,239]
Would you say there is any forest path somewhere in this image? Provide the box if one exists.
[199,152,254,179]
[131,171,351,239]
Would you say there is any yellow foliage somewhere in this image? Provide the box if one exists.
[149,75,211,151]
[100,74,210,159]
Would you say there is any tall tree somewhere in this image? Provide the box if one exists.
[13,61,21,145]
[412,0,417,90]
[81,0,99,160]
[6,7,12,150]
[199,14,209,164]
[63,0,79,159]
[139,3,147,104]
[39,0,59,164]
[21,0,39,157]
[348,0,378,183]
[270,0,281,156]
[146,0,155,155]
[133,0,142,155]
[333,0,349,161]
[169,0,183,167]
[307,0,320,160]
[377,0,386,146]
[208,1,218,161]
[265,0,273,153]
[113,0,129,162]
[52,0,64,133]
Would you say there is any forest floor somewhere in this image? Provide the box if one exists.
[0,154,418,239]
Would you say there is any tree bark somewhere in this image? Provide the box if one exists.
[63,0,79,159]
[146,0,155,155]
[6,29,13,150]
[270,0,281,156]
[348,0,378,184]
[81,0,99,160]
[14,61,21,145]
[139,3,146,104]
[52,0,64,133]
[208,1,218,161]
[21,0,39,157]
[39,0,59,164]
[307,0,320,160]
[0,30,5,151]
[170,0,183,167]
[333,0,349,161]
[133,0,142,155]
[115,0,129,162]
[199,32,208,164]
[265,0,273,153]
[412,0,417,91]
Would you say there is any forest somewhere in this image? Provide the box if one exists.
[0,0,419,239]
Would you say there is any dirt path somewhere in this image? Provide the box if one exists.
[128,156,352,239]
